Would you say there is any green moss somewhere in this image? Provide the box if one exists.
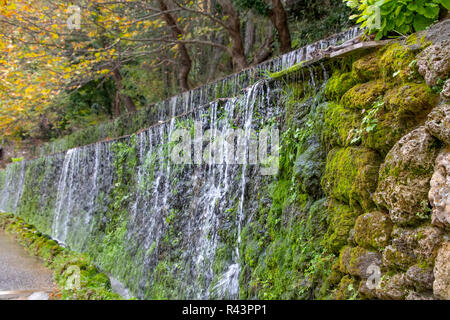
[384,83,439,117]
[321,147,382,211]
[378,43,418,82]
[341,80,389,110]
[322,199,361,254]
[325,72,357,101]
[352,51,380,83]
[0,213,122,300]
[332,275,360,300]
[354,211,392,250]
[322,102,361,147]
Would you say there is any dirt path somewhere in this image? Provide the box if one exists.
[0,231,55,300]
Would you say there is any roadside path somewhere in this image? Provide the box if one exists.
[0,231,55,300]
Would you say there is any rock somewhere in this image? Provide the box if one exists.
[322,200,360,254]
[333,275,360,300]
[433,242,450,300]
[374,127,441,225]
[405,264,434,291]
[354,211,392,250]
[352,51,380,83]
[426,103,450,145]
[340,246,382,279]
[376,273,408,300]
[406,292,435,300]
[417,41,450,87]
[322,147,381,211]
[429,149,450,229]
[383,245,416,271]
[341,80,388,110]
[441,80,450,102]
[294,134,326,198]
[413,225,442,261]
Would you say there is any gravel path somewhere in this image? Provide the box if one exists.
[0,231,54,300]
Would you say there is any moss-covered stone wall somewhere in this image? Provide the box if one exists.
[238,20,449,300]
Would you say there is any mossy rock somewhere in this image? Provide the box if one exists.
[382,245,417,272]
[341,80,389,110]
[354,211,393,250]
[332,275,360,300]
[374,127,441,225]
[322,102,361,147]
[352,51,380,83]
[375,273,409,300]
[379,42,417,83]
[325,72,357,102]
[339,246,382,279]
[384,83,439,118]
[322,199,361,254]
[321,147,382,211]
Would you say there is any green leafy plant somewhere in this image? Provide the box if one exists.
[344,0,450,40]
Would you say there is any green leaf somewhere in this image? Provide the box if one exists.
[438,0,450,10]
[413,14,434,31]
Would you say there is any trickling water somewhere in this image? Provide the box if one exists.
[0,29,352,299]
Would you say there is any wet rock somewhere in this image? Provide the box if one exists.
[340,246,382,279]
[405,264,434,292]
[294,134,326,198]
[428,149,450,229]
[426,103,450,145]
[374,127,441,225]
[354,211,392,250]
[376,273,408,300]
[417,41,450,87]
[322,200,360,254]
[433,242,450,300]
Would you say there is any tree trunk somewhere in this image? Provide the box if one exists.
[244,11,256,56]
[217,0,248,71]
[158,0,192,92]
[269,0,292,54]
[112,69,137,113]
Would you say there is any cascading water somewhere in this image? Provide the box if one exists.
[0,26,353,299]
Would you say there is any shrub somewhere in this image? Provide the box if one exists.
[344,0,450,39]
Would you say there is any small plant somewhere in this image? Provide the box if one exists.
[416,200,432,219]
[344,0,450,40]
[349,97,384,144]
[11,157,24,163]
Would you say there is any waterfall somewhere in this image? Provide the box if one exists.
[0,28,345,299]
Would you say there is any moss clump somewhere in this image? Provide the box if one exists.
[379,43,417,82]
[322,102,361,147]
[322,199,361,254]
[382,245,417,272]
[332,275,360,300]
[384,83,439,117]
[352,51,380,83]
[354,211,393,250]
[325,72,357,101]
[341,80,389,110]
[0,213,122,300]
[321,147,382,211]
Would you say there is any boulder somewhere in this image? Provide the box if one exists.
[426,103,450,145]
[417,41,450,87]
[340,246,382,279]
[374,127,441,225]
[428,149,450,229]
[405,264,434,292]
[433,242,450,300]
[354,211,392,250]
